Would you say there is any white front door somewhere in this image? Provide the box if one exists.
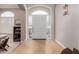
[32,15,47,39]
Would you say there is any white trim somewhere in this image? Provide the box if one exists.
[55,40,66,48]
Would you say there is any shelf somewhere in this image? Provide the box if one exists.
[13,26,21,42]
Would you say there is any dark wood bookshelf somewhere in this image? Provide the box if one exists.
[13,25,21,42]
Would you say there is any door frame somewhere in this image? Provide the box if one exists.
[26,5,55,40]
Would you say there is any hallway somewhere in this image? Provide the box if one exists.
[0,4,79,54]
[12,40,64,54]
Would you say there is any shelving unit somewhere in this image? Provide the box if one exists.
[13,24,21,42]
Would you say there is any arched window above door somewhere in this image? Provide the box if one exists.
[1,11,14,17]
[32,10,48,15]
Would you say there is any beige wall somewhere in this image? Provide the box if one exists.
[55,4,79,49]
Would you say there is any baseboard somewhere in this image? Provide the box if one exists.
[32,39,46,40]
[55,40,66,49]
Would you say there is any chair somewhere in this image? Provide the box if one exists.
[61,48,73,54]
[73,48,79,54]
[0,37,9,51]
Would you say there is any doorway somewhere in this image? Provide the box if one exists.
[28,10,51,40]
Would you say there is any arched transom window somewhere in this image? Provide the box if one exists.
[32,10,48,15]
[1,11,14,17]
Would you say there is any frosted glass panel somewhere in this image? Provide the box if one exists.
[0,17,14,34]
[32,10,48,15]
[28,16,32,26]
[47,16,50,27]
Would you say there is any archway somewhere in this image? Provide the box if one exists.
[27,6,51,40]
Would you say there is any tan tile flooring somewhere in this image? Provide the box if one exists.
[12,40,64,54]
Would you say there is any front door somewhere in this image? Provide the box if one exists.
[32,15,47,40]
